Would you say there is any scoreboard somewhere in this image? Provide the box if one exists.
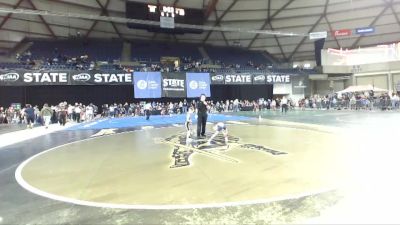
[147,5,185,18]
[126,1,204,34]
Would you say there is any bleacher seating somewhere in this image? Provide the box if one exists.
[270,68,318,74]
[204,45,269,65]
[28,39,122,62]
[131,41,202,62]
[0,39,318,74]
[0,62,33,70]
[99,64,118,70]
[40,64,84,70]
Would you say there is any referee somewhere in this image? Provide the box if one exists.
[144,102,152,120]
[197,94,208,138]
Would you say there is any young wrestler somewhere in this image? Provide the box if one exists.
[207,122,228,148]
[185,105,195,146]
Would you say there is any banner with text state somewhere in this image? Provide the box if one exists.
[133,72,162,98]
[162,72,186,98]
[265,74,291,84]
[1,70,295,87]
[69,70,132,85]
[0,70,133,86]
[224,73,253,85]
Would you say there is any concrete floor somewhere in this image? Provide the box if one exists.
[1,110,399,224]
[0,124,26,135]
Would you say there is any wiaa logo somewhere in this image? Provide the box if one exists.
[72,73,91,82]
[211,75,224,81]
[0,73,19,82]
[254,75,266,81]
[189,80,199,90]
[137,80,148,89]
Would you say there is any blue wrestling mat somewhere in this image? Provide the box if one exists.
[67,114,252,130]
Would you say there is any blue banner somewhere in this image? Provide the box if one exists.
[133,72,162,98]
[186,73,211,98]
[355,27,375,35]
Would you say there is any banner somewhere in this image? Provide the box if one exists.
[0,70,132,86]
[186,73,210,98]
[309,31,327,40]
[210,74,225,84]
[224,73,253,85]
[133,72,162,98]
[212,73,292,85]
[0,70,69,86]
[355,27,375,35]
[292,75,310,95]
[266,74,291,84]
[162,72,186,97]
[70,70,132,85]
[332,29,351,37]
[160,16,175,29]
[252,73,266,85]
[1,70,295,88]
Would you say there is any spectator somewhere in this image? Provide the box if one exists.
[58,103,68,126]
[84,104,92,121]
[74,104,82,122]
[281,97,288,114]
[41,103,53,128]
[25,104,35,129]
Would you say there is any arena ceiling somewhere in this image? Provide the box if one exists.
[0,0,400,61]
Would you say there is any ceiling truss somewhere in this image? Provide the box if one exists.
[0,0,399,61]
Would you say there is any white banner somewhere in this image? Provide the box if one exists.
[160,16,175,29]
[308,74,328,80]
[309,31,327,40]
[322,43,400,66]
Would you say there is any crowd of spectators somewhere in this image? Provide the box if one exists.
[135,62,218,73]
[1,92,399,127]
[298,92,400,111]
[0,102,98,127]
[15,51,36,67]
[39,47,97,71]
[132,58,269,73]
[4,48,277,74]
[10,48,94,71]
[0,98,291,127]
[99,98,291,117]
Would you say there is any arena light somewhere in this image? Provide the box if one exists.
[0,7,307,37]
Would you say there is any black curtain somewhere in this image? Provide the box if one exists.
[314,38,326,66]
[211,85,273,101]
[0,85,133,107]
[0,84,273,107]
[0,86,26,107]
